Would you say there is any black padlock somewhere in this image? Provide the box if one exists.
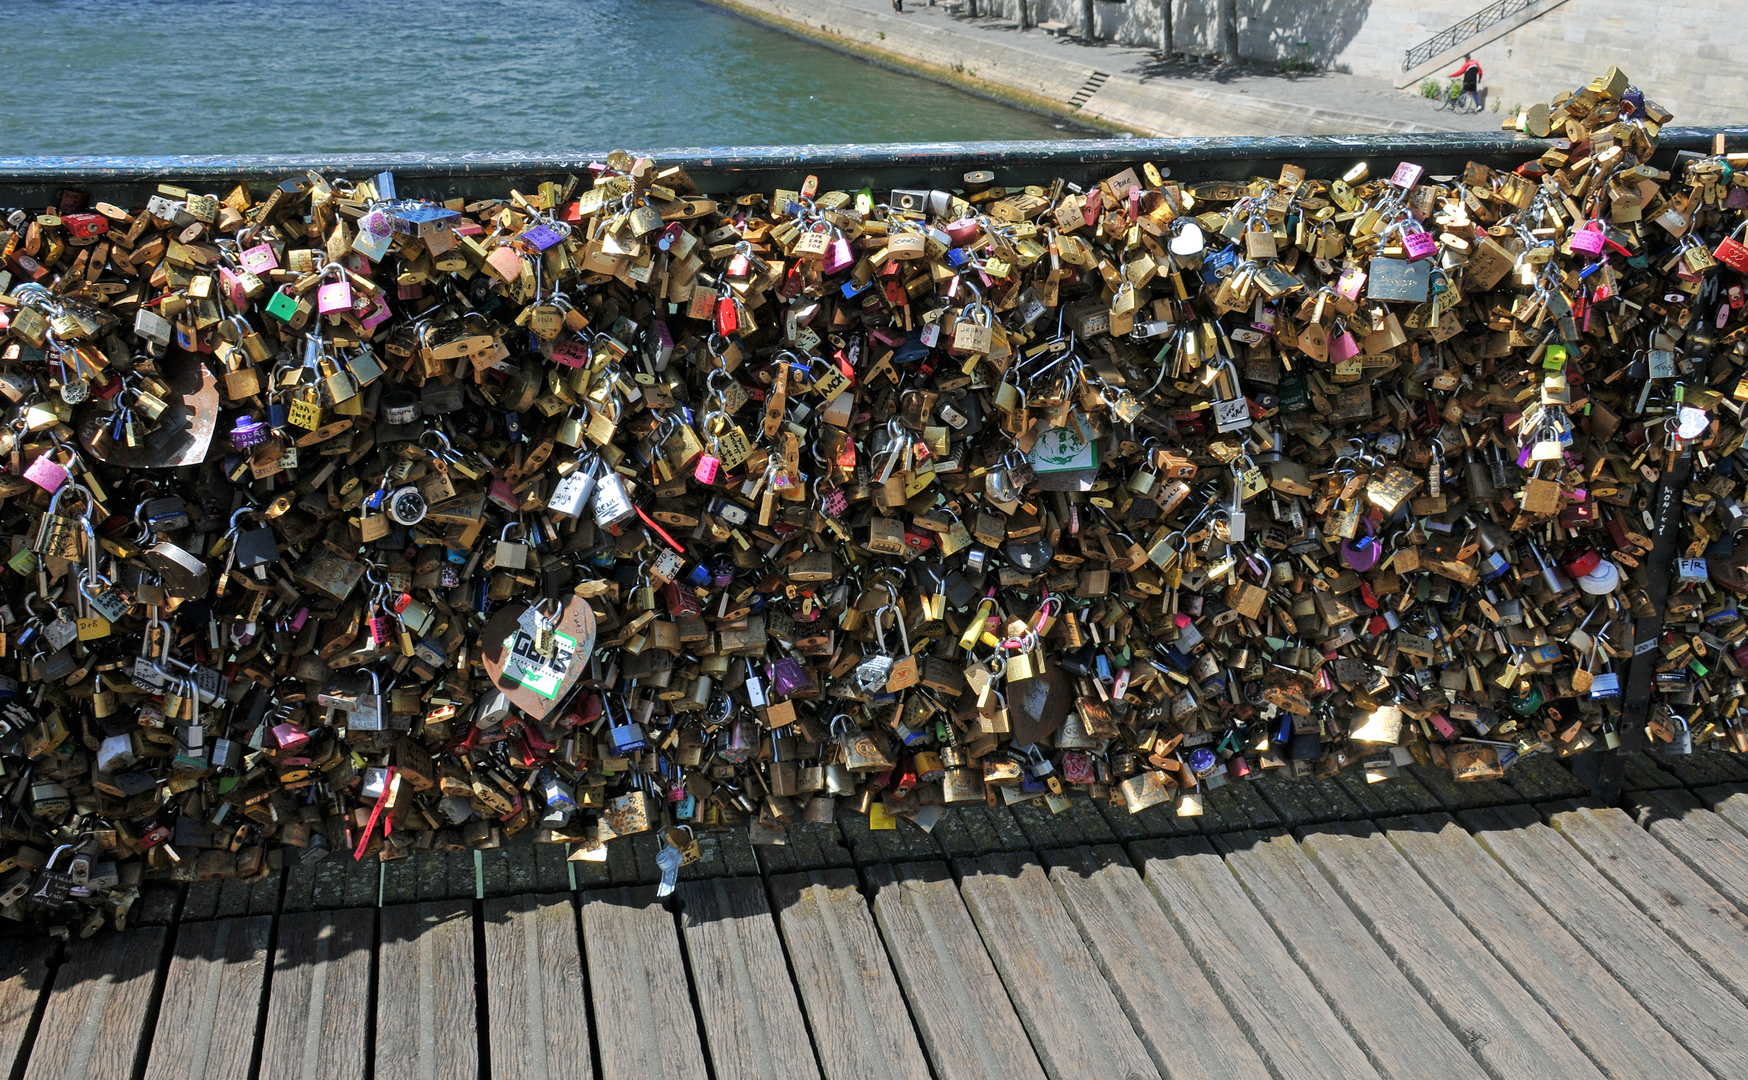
[28,846,80,909]
[143,496,191,532]
[234,526,280,578]
[541,558,570,601]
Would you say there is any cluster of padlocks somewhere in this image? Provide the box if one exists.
[0,67,1742,933]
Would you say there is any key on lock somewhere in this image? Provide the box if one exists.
[43,607,79,652]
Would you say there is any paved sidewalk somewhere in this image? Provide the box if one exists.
[707,0,1502,138]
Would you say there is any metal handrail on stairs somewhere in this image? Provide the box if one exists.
[1402,0,1536,72]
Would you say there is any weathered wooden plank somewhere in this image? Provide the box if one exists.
[309,856,349,910]
[1652,748,1747,787]
[580,886,708,1080]
[375,900,477,1080]
[24,927,167,1080]
[1620,751,1683,791]
[955,852,1161,1080]
[1462,803,1748,1080]
[1133,837,1380,1080]
[1337,769,1444,815]
[1300,822,1605,1080]
[1042,846,1271,1080]
[1217,831,1491,1080]
[866,862,1046,1080]
[677,877,820,1080]
[768,869,931,1080]
[533,840,573,893]
[482,893,591,1080]
[183,881,221,922]
[258,909,374,1080]
[1502,754,1592,802]
[1253,773,1364,825]
[1548,803,1748,1002]
[1404,762,1518,810]
[1008,799,1072,849]
[1629,788,1748,915]
[1198,781,1281,833]
[0,938,55,1079]
[381,855,423,906]
[1695,783,1748,835]
[1385,814,1711,1080]
[134,879,182,926]
[341,857,380,909]
[141,917,271,1080]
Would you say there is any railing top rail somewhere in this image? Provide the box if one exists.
[1403,0,1536,71]
[0,130,1741,204]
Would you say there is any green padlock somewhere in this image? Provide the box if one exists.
[7,548,37,576]
[264,289,301,323]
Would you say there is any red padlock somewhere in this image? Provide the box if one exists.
[1561,543,1602,577]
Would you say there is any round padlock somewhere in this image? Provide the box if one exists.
[1340,524,1382,572]
[380,391,421,425]
[1560,544,1602,577]
[387,486,427,526]
[1578,559,1621,595]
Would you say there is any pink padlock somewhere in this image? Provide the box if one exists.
[822,237,854,275]
[359,294,393,330]
[1336,267,1366,301]
[487,473,521,512]
[273,722,309,750]
[1570,223,1607,255]
[23,453,68,493]
[694,453,721,484]
[219,266,250,310]
[1390,162,1424,189]
[1402,230,1438,261]
[1328,329,1362,362]
[945,217,980,246]
[317,280,353,314]
[552,340,591,368]
[240,243,278,274]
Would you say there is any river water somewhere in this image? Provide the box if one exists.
[0,0,1084,155]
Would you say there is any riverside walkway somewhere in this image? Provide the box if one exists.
[704,0,1503,139]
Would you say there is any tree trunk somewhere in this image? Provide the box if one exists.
[1218,0,1239,63]
[1160,0,1172,55]
[1082,0,1096,40]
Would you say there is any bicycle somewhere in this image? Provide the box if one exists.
[1438,81,1484,114]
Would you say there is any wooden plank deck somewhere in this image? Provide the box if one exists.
[7,753,1748,1080]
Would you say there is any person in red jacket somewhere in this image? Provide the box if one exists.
[1449,54,1482,111]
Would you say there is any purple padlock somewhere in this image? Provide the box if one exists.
[709,556,736,588]
[1341,519,1382,571]
[770,657,809,698]
[521,223,565,251]
[230,416,271,448]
